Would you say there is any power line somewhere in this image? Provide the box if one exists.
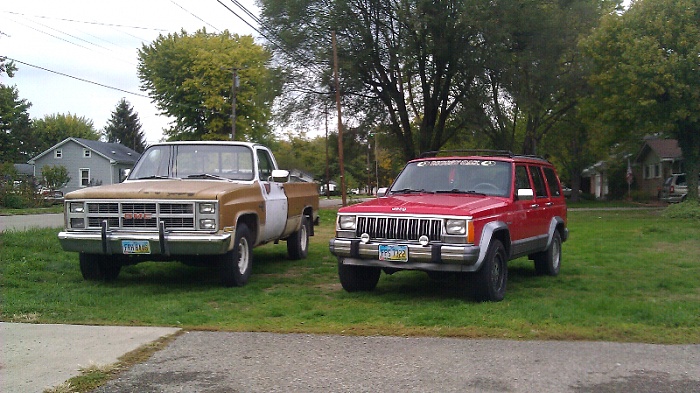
[1,10,168,31]
[4,56,149,98]
[170,0,220,32]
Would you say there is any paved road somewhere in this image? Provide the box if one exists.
[91,332,699,393]
[0,213,63,232]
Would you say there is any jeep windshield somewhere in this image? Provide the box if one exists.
[129,144,255,181]
[388,159,512,198]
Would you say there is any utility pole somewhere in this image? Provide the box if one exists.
[332,31,347,206]
[231,68,239,141]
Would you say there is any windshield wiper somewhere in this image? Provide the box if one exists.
[391,188,434,195]
[133,175,172,180]
[186,173,229,181]
[435,189,486,196]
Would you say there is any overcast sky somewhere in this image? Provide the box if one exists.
[1,0,261,145]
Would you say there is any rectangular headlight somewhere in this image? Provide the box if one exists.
[199,202,216,214]
[445,219,467,235]
[69,202,85,213]
[199,218,216,230]
[338,215,356,230]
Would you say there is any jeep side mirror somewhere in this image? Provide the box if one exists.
[270,169,290,183]
[517,188,534,200]
[377,187,388,197]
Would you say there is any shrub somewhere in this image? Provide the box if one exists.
[662,200,700,220]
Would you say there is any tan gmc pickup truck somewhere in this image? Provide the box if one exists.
[58,141,319,287]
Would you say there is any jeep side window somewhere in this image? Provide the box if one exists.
[543,167,562,198]
[515,165,531,191]
[530,166,548,198]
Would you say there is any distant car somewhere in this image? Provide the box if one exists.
[660,173,700,203]
[38,188,64,205]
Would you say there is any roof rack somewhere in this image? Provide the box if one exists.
[419,150,549,162]
[419,149,514,158]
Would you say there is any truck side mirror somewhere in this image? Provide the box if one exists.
[517,188,534,200]
[377,187,388,197]
[270,169,290,183]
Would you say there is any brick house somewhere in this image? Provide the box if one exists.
[634,138,682,199]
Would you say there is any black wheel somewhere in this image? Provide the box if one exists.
[219,223,253,287]
[79,253,121,281]
[472,239,508,302]
[534,231,562,276]
[287,215,310,260]
[338,258,381,292]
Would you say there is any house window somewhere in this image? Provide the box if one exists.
[654,163,661,178]
[84,149,91,158]
[55,149,62,159]
[80,168,90,187]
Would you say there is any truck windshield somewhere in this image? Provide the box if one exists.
[129,145,255,181]
[389,159,512,198]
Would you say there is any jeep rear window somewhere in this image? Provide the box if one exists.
[390,159,512,197]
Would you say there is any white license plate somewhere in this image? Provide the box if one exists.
[122,240,151,255]
[379,245,408,262]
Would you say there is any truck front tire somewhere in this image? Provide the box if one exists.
[338,258,381,292]
[220,223,253,287]
[287,215,310,260]
[79,253,121,281]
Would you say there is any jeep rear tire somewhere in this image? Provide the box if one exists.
[79,253,121,281]
[473,239,507,302]
[534,231,561,276]
[219,223,253,287]
[338,258,381,292]
[287,215,310,260]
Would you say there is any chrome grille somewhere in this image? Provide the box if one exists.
[356,216,443,241]
[84,201,197,230]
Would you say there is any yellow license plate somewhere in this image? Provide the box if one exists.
[379,245,408,262]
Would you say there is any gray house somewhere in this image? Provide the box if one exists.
[28,137,140,194]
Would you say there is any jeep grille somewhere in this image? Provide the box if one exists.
[356,216,442,241]
[85,202,195,230]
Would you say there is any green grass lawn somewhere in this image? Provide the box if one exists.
[1,207,698,344]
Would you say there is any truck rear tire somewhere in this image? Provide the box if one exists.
[338,258,381,292]
[219,223,253,287]
[79,253,121,281]
[287,215,310,260]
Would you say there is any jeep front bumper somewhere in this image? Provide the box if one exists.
[329,238,481,272]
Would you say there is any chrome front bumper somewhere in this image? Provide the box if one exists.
[329,238,481,272]
[58,224,232,256]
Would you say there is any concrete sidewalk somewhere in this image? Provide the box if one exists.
[0,322,180,392]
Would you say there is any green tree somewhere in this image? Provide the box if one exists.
[138,29,280,142]
[262,0,491,161]
[30,113,100,158]
[0,84,32,162]
[0,57,33,163]
[104,98,147,152]
[582,0,700,201]
[41,164,70,190]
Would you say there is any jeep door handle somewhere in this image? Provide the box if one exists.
[545,202,554,206]
[530,204,540,208]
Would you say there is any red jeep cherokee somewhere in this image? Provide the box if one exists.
[329,151,568,301]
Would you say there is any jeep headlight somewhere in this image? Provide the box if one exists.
[445,219,467,235]
[338,215,356,230]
